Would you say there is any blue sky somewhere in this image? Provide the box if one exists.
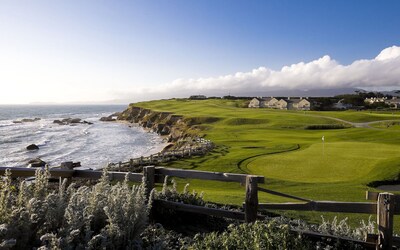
[1,1,400,103]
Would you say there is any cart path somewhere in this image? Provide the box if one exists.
[306,115,400,129]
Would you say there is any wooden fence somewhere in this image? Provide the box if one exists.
[0,166,398,249]
[106,140,214,171]
[0,166,264,224]
[255,186,399,249]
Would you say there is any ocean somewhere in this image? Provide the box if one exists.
[0,105,166,169]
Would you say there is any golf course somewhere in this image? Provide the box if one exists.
[132,98,400,230]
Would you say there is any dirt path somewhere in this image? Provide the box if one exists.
[306,114,400,129]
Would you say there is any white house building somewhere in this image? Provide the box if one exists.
[249,97,311,110]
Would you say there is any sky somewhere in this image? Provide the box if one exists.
[0,0,400,104]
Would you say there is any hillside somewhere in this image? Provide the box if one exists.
[121,98,400,228]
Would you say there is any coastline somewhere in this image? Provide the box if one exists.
[103,105,214,171]
[0,105,161,169]
[117,120,171,154]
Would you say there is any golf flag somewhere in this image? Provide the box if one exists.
[322,136,325,142]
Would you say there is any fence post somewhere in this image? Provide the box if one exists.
[143,166,155,199]
[245,175,258,223]
[140,156,144,166]
[377,192,394,249]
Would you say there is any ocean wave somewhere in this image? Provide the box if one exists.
[37,139,51,147]
[0,122,15,128]
[0,107,166,169]
[2,139,22,144]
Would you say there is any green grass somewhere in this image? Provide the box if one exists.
[132,99,400,231]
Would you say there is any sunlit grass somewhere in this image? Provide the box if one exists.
[132,98,400,231]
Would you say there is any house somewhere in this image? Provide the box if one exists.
[276,97,311,110]
[275,99,288,109]
[249,96,311,110]
[385,97,400,109]
[264,97,279,108]
[248,97,264,108]
[364,97,387,104]
[248,97,279,108]
[287,98,311,110]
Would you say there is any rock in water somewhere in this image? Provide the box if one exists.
[100,116,116,121]
[26,144,39,150]
[53,119,64,125]
[70,118,82,123]
[28,158,46,168]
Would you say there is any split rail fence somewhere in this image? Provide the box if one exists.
[0,166,398,249]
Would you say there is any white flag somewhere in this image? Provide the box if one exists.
[322,136,325,142]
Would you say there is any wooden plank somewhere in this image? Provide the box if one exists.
[154,199,246,220]
[258,201,377,214]
[0,167,74,178]
[377,193,394,249]
[315,201,377,214]
[143,166,155,198]
[245,176,258,223]
[258,187,312,202]
[366,234,400,247]
[366,191,380,201]
[72,170,142,182]
[292,229,376,249]
[366,191,400,215]
[0,167,144,182]
[155,167,264,184]
[258,202,313,211]
[73,169,103,179]
[366,190,400,204]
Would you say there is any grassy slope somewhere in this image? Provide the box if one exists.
[135,99,400,230]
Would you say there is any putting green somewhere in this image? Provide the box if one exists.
[247,142,400,183]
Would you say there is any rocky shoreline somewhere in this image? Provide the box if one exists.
[117,105,200,145]
[102,105,215,171]
[18,106,213,170]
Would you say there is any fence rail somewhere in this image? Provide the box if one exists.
[153,199,247,221]
[0,167,144,182]
[258,201,378,214]
[155,167,264,184]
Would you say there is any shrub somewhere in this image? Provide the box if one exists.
[305,124,348,130]
[190,220,311,250]
[0,167,151,249]
[155,177,205,206]
[152,177,240,235]
[189,216,375,250]
[140,223,193,249]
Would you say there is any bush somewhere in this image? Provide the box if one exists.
[189,217,375,250]
[152,177,240,235]
[190,220,310,249]
[305,124,348,130]
[140,224,193,249]
[0,167,151,249]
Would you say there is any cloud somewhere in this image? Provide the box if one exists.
[120,46,400,101]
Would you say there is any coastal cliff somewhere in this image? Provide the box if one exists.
[117,105,199,144]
